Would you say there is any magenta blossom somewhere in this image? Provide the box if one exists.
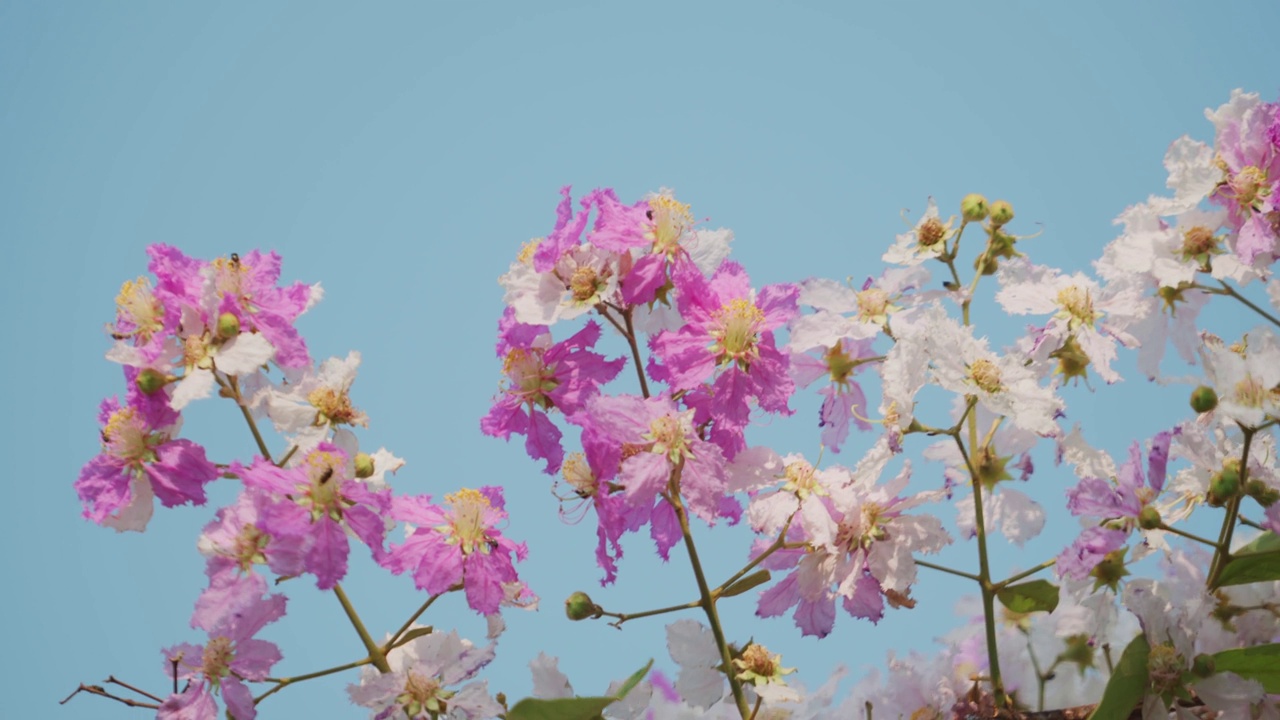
[75,396,218,532]
[555,446,651,585]
[1057,430,1174,580]
[235,444,391,590]
[146,245,317,368]
[481,308,624,474]
[583,389,737,530]
[649,261,798,457]
[159,573,285,720]
[382,487,529,615]
[197,490,306,581]
[1208,93,1280,265]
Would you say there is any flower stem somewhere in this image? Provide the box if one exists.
[954,431,1008,707]
[622,307,651,399]
[217,373,274,463]
[668,469,751,718]
[1159,524,1221,549]
[915,559,981,583]
[599,599,703,629]
[1207,426,1256,588]
[333,583,391,673]
[256,657,373,704]
[994,558,1056,589]
[385,587,454,651]
[715,515,794,593]
[1211,280,1280,330]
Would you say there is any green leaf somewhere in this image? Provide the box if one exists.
[391,626,434,646]
[505,696,616,720]
[719,569,771,599]
[613,658,654,699]
[504,660,653,720]
[1214,532,1280,588]
[996,579,1060,614]
[1211,643,1280,693]
[1088,634,1150,720]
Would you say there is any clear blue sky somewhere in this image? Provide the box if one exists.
[3,2,1276,718]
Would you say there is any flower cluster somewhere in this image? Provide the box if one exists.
[71,87,1280,720]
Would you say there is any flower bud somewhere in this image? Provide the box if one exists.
[217,312,241,338]
[974,252,1000,276]
[989,200,1014,226]
[1191,653,1216,679]
[1189,386,1218,414]
[1245,479,1279,507]
[1137,505,1162,531]
[961,194,989,223]
[564,591,600,621]
[353,452,375,479]
[1206,460,1241,507]
[136,368,168,395]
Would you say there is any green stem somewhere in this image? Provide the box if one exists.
[1211,280,1280,330]
[916,559,981,583]
[333,583,390,673]
[993,558,1056,589]
[384,587,453,651]
[599,599,703,628]
[1207,427,1255,588]
[668,469,751,718]
[715,516,795,594]
[955,431,1007,707]
[218,373,274,463]
[255,657,373,704]
[1159,523,1222,549]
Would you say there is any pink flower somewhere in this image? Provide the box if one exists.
[553,446,651,585]
[756,440,950,637]
[381,487,529,615]
[583,394,736,534]
[789,337,876,454]
[197,490,306,580]
[75,396,218,532]
[1206,90,1280,265]
[159,573,285,720]
[481,308,624,474]
[236,444,391,590]
[649,261,797,457]
[348,629,503,720]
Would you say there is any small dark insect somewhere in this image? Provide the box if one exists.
[318,467,334,485]
[230,252,241,266]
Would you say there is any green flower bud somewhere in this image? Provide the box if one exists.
[1137,505,1162,531]
[136,368,168,395]
[1189,386,1218,414]
[564,591,600,621]
[353,452,375,479]
[961,193,990,222]
[1191,653,1216,679]
[1245,479,1280,507]
[1206,460,1241,507]
[217,312,241,338]
[974,252,1000,276]
[989,200,1014,226]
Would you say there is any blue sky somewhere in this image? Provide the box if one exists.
[3,2,1277,718]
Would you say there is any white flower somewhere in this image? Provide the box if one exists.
[1199,328,1280,427]
[997,259,1141,384]
[910,305,1064,436]
[882,197,956,267]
